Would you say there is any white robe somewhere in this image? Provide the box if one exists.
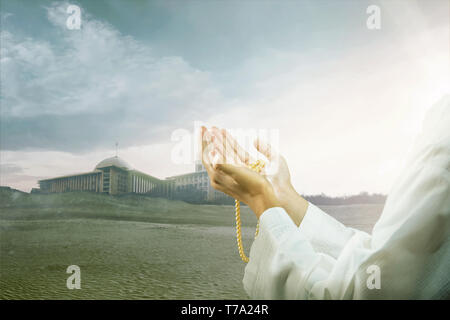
[243,95,450,299]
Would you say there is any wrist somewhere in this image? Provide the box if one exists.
[277,184,308,226]
[276,182,296,207]
[250,188,281,218]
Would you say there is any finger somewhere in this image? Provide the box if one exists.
[212,131,227,164]
[202,128,243,197]
[201,126,210,151]
[210,127,228,164]
[215,163,258,186]
[222,129,252,166]
[254,138,277,161]
[201,127,215,173]
[211,127,248,167]
[211,127,239,166]
[209,170,243,198]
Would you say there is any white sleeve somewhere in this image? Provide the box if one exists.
[299,203,364,259]
[243,96,450,300]
[242,206,373,299]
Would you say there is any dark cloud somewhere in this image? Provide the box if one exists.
[1,2,222,152]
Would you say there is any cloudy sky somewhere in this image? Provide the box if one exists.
[1,0,448,195]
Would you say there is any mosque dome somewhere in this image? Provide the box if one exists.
[95,156,132,170]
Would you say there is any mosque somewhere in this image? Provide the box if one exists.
[37,156,229,203]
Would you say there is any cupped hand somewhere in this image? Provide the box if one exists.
[204,127,309,226]
[200,127,280,217]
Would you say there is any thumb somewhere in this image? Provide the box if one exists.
[216,163,256,185]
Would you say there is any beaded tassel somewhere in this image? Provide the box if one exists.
[235,160,265,263]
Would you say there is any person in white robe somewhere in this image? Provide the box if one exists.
[200,95,449,299]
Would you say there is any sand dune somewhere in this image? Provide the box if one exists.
[0,189,383,299]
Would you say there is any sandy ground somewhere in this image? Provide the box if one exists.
[0,190,383,299]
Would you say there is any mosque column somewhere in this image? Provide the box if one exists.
[139,177,142,193]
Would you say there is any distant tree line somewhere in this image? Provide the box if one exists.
[14,184,387,206]
[303,192,387,205]
[173,187,387,206]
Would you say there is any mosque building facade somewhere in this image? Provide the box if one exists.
[37,156,230,203]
